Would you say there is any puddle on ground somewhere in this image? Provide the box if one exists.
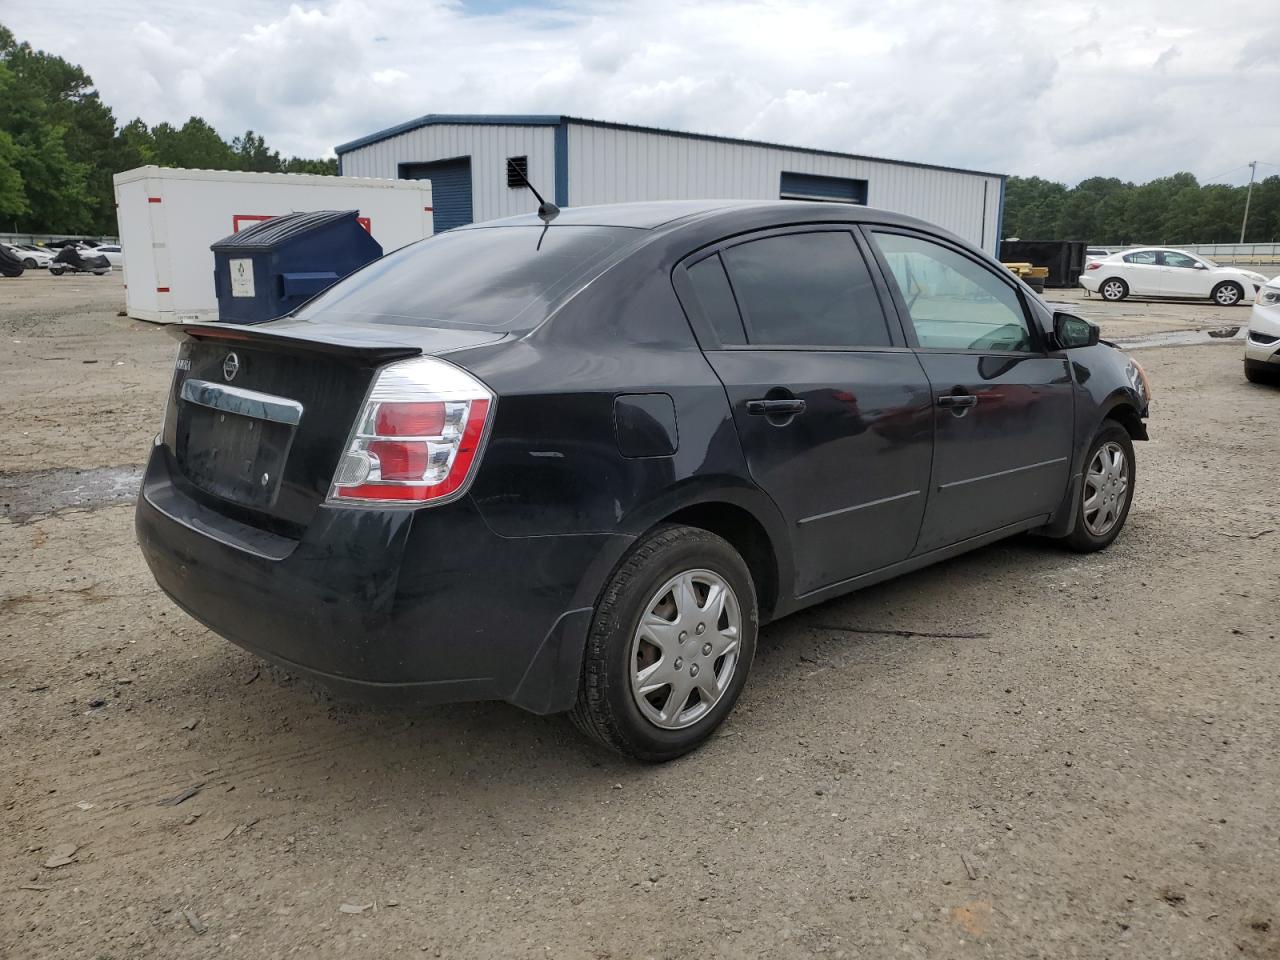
[1112,327,1245,349]
[0,464,144,521]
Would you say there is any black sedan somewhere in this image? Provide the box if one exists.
[136,200,1150,760]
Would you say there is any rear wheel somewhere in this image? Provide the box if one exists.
[1062,423,1135,552]
[570,524,758,761]
[1212,282,1243,306]
[49,266,64,276]
[1100,278,1128,302]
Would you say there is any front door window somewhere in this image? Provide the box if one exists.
[869,232,1034,352]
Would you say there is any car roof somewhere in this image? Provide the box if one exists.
[466,199,932,232]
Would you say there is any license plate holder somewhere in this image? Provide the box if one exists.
[178,405,295,509]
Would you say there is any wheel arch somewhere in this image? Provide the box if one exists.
[1041,396,1144,539]
[1102,396,1149,441]
[660,500,782,622]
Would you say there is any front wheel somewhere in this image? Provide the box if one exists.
[23,258,36,269]
[570,524,758,761]
[1212,282,1243,306]
[49,266,65,276]
[1062,423,1135,552]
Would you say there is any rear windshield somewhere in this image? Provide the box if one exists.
[293,225,642,331]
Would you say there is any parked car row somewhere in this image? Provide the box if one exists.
[1080,247,1267,306]
[2,243,55,269]
[0,241,122,271]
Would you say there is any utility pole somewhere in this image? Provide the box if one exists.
[1240,160,1257,243]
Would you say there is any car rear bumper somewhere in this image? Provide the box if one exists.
[135,447,627,713]
[1078,273,1101,293]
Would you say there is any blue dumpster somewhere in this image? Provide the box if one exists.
[210,210,383,324]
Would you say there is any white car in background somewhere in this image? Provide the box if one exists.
[85,244,123,269]
[1080,247,1267,306]
[1245,278,1280,384]
[2,243,53,269]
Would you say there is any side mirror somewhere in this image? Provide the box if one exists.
[1194,262,1208,269]
[1053,311,1100,349]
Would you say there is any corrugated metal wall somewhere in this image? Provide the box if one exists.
[566,124,1002,254]
[340,124,556,223]
[340,121,1002,254]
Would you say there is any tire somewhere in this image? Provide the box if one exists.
[22,258,36,269]
[1212,282,1243,307]
[1100,278,1128,302]
[49,266,64,276]
[1062,422,1136,552]
[570,524,758,761]
[1245,360,1279,385]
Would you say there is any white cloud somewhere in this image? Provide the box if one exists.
[5,0,1278,183]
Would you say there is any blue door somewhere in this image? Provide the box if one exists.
[402,157,473,232]
[779,171,868,205]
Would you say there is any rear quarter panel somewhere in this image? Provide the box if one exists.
[453,239,793,602]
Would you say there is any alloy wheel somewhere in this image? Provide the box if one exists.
[1215,284,1240,306]
[630,569,742,730]
[1083,441,1129,537]
[1102,280,1125,301]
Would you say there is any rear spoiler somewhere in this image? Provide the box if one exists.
[170,321,422,365]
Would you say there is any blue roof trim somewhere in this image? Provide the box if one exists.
[995,175,1007,258]
[335,113,1006,180]
[553,120,569,207]
[336,114,563,155]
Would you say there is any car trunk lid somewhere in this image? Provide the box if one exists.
[165,322,503,534]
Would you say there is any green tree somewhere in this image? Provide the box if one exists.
[281,156,339,175]
[150,117,240,170]
[0,25,94,231]
[0,126,28,221]
[112,118,155,172]
[1003,170,1272,245]
[0,59,29,221]
[230,130,281,172]
[0,22,389,232]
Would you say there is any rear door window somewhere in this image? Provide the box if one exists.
[720,231,892,348]
[686,254,747,345]
[1123,250,1159,265]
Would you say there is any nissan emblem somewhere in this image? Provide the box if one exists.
[223,352,240,382]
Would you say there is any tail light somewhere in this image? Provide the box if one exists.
[1086,262,1102,270]
[328,356,494,505]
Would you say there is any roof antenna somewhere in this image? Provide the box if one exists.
[507,158,560,225]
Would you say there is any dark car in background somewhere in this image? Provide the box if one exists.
[135,200,1150,761]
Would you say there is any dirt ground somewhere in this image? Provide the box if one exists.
[2,272,1278,959]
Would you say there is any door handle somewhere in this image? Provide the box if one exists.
[747,398,807,416]
[936,393,978,409]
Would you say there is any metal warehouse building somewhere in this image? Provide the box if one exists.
[336,114,1005,254]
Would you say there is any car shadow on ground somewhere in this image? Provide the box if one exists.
[137,533,1077,807]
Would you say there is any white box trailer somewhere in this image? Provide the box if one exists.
[113,166,433,324]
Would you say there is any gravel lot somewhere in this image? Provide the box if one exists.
[2,273,1278,959]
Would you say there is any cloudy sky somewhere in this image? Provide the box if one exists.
[7,0,1279,185]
